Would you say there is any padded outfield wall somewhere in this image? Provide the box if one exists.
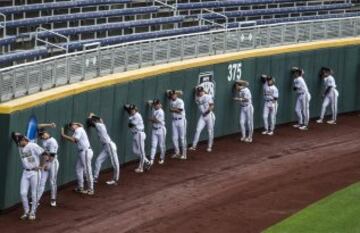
[0,38,359,210]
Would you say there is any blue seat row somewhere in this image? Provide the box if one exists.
[33,16,185,39]
[0,36,17,46]
[63,25,213,50]
[0,48,48,64]
[0,0,131,15]
[6,6,159,28]
[177,0,296,10]
[199,3,353,20]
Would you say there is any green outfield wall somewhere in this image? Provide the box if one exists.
[0,39,359,210]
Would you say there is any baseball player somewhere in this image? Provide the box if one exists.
[168,90,187,160]
[37,126,59,207]
[261,75,279,135]
[316,67,339,124]
[149,99,167,165]
[292,67,311,130]
[61,122,94,195]
[190,86,215,152]
[124,104,151,173]
[233,80,254,142]
[87,113,120,185]
[12,132,43,221]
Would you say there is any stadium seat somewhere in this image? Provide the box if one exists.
[0,48,48,64]
[0,0,131,15]
[6,6,159,28]
[0,36,17,46]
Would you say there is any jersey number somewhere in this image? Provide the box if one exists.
[227,63,242,82]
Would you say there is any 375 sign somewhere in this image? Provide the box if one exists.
[227,62,242,81]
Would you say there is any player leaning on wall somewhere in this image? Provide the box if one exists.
[261,75,279,136]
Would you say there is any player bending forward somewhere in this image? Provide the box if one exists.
[234,80,254,143]
[316,67,339,124]
[149,99,167,165]
[168,90,187,159]
[124,104,151,173]
[37,124,59,207]
[261,75,279,135]
[61,122,95,195]
[87,113,120,185]
[12,133,43,221]
[292,67,311,130]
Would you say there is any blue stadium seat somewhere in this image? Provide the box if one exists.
[0,36,16,46]
[0,48,48,64]
[0,0,131,15]
[30,16,185,39]
[63,25,213,50]
[177,0,296,10]
[6,6,159,28]
[199,3,353,20]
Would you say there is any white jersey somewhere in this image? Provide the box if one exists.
[152,108,165,128]
[324,75,337,89]
[238,87,252,107]
[20,142,43,170]
[170,98,185,119]
[196,94,214,114]
[41,137,59,157]
[129,112,144,133]
[94,122,111,144]
[264,85,279,102]
[73,127,91,151]
[294,76,309,95]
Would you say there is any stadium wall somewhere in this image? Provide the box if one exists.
[0,38,359,210]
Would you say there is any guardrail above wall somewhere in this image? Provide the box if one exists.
[0,16,359,103]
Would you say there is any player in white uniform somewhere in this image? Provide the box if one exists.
[261,75,279,135]
[316,67,339,124]
[190,86,215,152]
[12,133,43,221]
[87,113,120,185]
[233,80,254,143]
[168,90,187,160]
[149,99,167,165]
[61,122,94,195]
[292,67,311,130]
[37,128,59,207]
[124,104,151,173]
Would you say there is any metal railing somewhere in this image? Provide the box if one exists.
[0,16,360,102]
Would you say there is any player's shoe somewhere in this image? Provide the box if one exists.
[189,147,196,151]
[171,154,180,159]
[134,167,144,173]
[19,213,29,220]
[326,120,336,125]
[149,160,154,166]
[240,137,246,142]
[316,119,323,124]
[179,155,187,160]
[299,125,308,130]
[245,137,253,143]
[28,214,36,221]
[293,124,301,128]
[94,177,98,184]
[262,130,268,135]
[73,187,85,194]
[144,161,152,171]
[87,189,95,196]
[50,199,57,207]
[267,131,274,136]
[106,180,118,186]
[158,159,164,165]
[206,147,212,152]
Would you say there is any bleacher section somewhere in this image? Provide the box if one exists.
[0,0,359,67]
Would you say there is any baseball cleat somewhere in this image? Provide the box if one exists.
[326,120,336,125]
[87,189,95,196]
[134,168,144,173]
[171,154,180,159]
[179,155,187,160]
[267,131,274,136]
[149,160,154,166]
[189,147,196,151]
[293,124,301,128]
[106,180,118,185]
[73,187,85,193]
[50,199,57,207]
[206,147,212,152]
[19,213,29,220]
[316,119,323,124]
[299,125,308,130]
[28,214,36,221]
[158,159,164,165]
[262,131,268,135]
[240,137,246,142]
[245,138,253,143]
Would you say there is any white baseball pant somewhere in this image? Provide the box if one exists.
[240,104,254,139]
[295,93,311,126]
[320,89,339,121]
[20,170,41,215]
[192,112,215,149]
[172,118,187,156]
[76,148,94,190]
[94,142,120,182]
[150,126,167,161]
[38,158,59,201]
[132,132,149,169]
[263,101,278,131]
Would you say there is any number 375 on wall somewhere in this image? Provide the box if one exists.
[227,62,242,81]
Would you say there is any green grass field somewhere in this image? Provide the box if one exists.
[264,182,360,233]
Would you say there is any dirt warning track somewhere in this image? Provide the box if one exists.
[1,113,360,233]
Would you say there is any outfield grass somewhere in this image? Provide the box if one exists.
[264,182,360,233]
